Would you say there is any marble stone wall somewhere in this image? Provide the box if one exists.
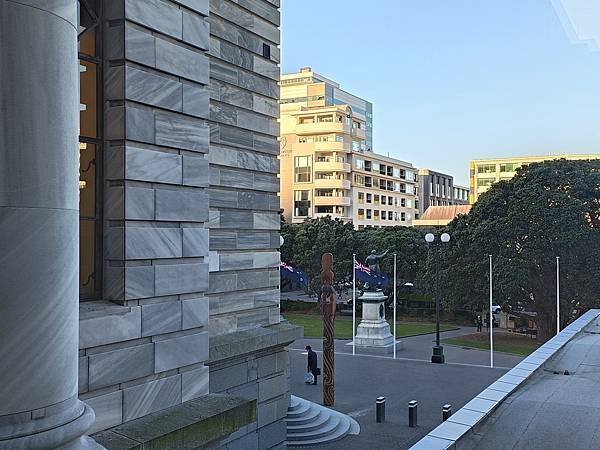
[206,1,295,448]
[207,0,281,338]
[76,1,298,446]
[78,0,211,434]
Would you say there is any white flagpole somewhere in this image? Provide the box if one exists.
[393,253,397,359]
[556,256,560,335]
[489,254,494,368]
[353,253,356,356]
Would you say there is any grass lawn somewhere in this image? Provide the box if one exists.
[442,332,540,356]
[284,312,458,339]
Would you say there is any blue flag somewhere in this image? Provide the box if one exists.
[280,262,308,287]
[355,260,388,289]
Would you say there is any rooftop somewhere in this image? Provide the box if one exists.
[411,310,600,450]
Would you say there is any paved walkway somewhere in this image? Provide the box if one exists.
[288,328,523,449]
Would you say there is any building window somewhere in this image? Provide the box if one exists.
[381,195,386,205]
[401,198,406,207]
[366,209,372,219]
[358,192,365,203]
[387,211,393,220]
[406,184,414,195]
[366,193,372,203]
[336,135,344,142]
[79,1,103,300]
[358,209,365,220]
[294,156,312,182]
[294,190,311,216]
[262,43,271,58]
[374,195,380,205]
[374,210,380,221]
[500,163,519,172]
[406,198,412,208]
[393,167,401,178]
[478,164,496,174]
[355,158,365,170]
[477,178,495,187]
[401,212,406,221]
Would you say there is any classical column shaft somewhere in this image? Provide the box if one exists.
[0,0,97,448]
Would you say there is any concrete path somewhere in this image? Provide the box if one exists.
[288,328,523,449]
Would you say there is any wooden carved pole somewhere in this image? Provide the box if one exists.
[320,253,336,406]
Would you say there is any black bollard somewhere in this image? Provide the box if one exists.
[376,396,386,423]
[442,404,452,421]
[409,400,418,427]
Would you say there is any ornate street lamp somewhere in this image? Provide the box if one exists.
[425,232,450,363]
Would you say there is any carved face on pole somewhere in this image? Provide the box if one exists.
[320,253,336,316]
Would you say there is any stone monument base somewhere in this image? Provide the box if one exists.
[353,290,400,354]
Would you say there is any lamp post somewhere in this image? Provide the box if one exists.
[425,232,450,364]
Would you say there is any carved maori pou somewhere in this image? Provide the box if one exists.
[320,253,335,406]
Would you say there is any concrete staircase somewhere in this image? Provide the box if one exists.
[285,395,360,447]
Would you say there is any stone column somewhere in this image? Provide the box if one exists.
[0,1,99,448]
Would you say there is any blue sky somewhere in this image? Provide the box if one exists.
[281,0,600,185]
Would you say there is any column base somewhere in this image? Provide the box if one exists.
[0,400,104,450]
[431,345,445,364]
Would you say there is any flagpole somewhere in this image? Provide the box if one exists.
[352,253,356,356]
[393,253,397,359]
[556,256,560,335]
[489,254,493,369]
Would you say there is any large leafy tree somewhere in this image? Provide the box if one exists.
[281,218,427,296]
[440,159,600,340]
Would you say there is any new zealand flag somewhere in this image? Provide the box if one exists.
[280,262,308,287]
[354,260,388,289]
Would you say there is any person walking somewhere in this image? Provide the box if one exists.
[476,316,483,332]
[306,345,318,385]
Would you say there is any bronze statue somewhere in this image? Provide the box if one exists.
[320,253,335,406]
[365,249,389,273]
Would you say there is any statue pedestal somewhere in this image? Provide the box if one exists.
[353,291,401,354]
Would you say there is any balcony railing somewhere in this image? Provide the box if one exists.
[314,161,351,173]
[313,195,351,207]
[314,178,351,189]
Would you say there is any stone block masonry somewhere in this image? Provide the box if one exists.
[79,0,212,436]
[76,1,301,448]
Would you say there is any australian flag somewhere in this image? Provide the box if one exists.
[280,262,308,287]
[355,260,388,289]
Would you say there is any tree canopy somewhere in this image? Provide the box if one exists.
[439,159,600,340]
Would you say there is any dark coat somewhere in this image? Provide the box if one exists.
[307,349,318,371]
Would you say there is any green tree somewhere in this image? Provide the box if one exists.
[281,218,428,298]
[440,159,600,340]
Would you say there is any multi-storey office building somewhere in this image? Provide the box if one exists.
[417,168,469,215]
[281,67,374,151]
[280,103,418,228]
[1,1,300,449]
[470,154,600,203]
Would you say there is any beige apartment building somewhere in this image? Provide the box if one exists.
[470,154,600,203]
[280,71,418,228]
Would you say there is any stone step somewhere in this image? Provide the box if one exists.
[287,415,341,441]
[285,402,312,420]
[286,411,329,433]
[285,396,360,447]
[288,396,302,411]
[285,406,321,425]
[286,416,352,447]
